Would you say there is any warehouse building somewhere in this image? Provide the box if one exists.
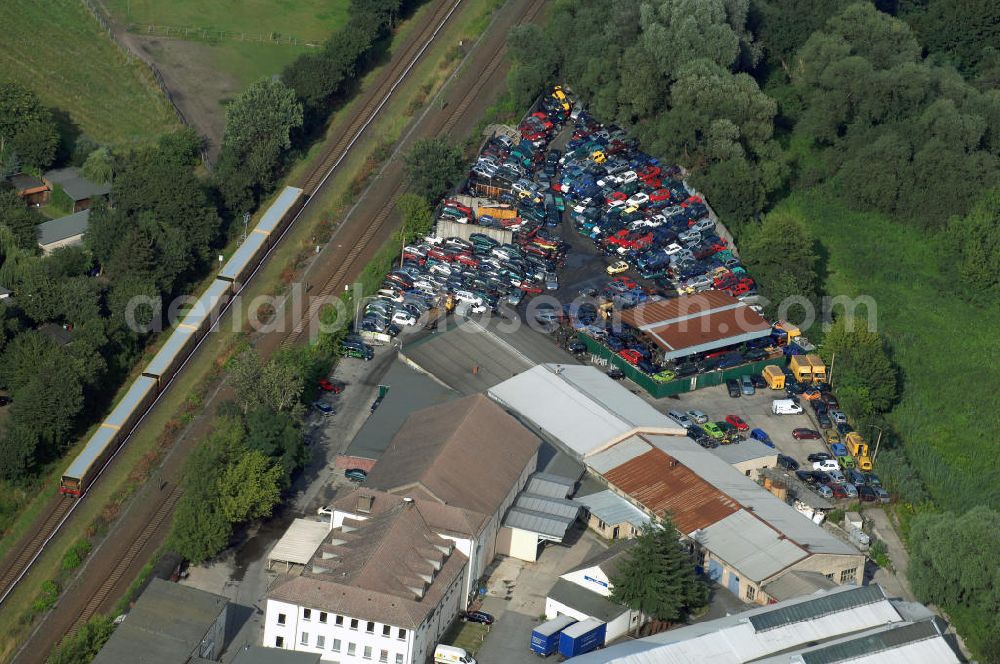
[488,364,686,459]
[585,434,864,605]
[567,584,961,663]
[618,290,772,361]
[93,578,228,664]
[575,489,650,541]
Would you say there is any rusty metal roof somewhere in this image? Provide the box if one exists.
[602,448,740,534]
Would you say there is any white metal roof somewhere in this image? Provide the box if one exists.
[144,326,194,378]
[526,472,575,499]
[646,435,855,557]
[269,518,330,568]
[708,437,778,465]
[576,490,651,529]
[697,510,807,582]
[219,231,267,282]
[505,506,576,541]
[256,186,303,234]
[585,435,651,474]
[567,585,912,664]
[488,365,683,459]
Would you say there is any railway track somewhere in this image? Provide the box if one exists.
[0,497,75,606]
[282,0,547,346]
[66,486,182,636]
[0,0,470,620]
[299,0,464,194]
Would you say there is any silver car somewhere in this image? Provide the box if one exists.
[545,272,559,291]
[687,409,709,424]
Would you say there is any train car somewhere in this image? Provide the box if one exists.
[60,376,158,495]
[219,186,304,289]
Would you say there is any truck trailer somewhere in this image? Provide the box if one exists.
[558,618,606,658]
[530,615,577,656]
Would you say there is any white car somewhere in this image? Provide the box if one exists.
[830,410,848,424]
[392,311,417,326]
[687,409,709,424]
[678,229,702,244]
[618,170,638,184]
[626,193,650,207]
[772,399,804,415]
[664,243,685,256]
[813,460,839,473]
[689,218,716,233]
[428,263,452,277]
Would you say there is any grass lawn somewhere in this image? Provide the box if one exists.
[778,189,1000,513]
[0,0,179,145]
[440,620,490,655]
[106,0,350,43]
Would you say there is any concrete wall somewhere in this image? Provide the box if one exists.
[505,527,540,562]
[435,219,512,244]
[195,602,228,660]
[704,549,867,605]
[731,454,779,481]
[560,566,612,598]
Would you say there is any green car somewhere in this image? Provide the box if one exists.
[837,455,856,470]
[651,369,676,383]
[554,195,566,212]
[339,344,373,361]
[704,422,725,439]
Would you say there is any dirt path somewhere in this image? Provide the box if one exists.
[9,0,542,660]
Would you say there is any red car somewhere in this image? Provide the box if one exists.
[519,282,544,294]
[725,415,749,431]
[649,189,672,202]
[611,276,638,289]
[441,199,472,217]
[618,349,642,366]
[792,428,822,440]
[318,379,344,393]
[454,254,480,268]
[637,165,661,181]
[426,247,451,262]
[401,251,425,264]
[606,191,627,204]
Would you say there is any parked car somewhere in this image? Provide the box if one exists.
[318,379,344,393]
[667,410,694,428]
[796,469,817,484]
[777,454,799,471]
[793,428,822,440]
[703,422,725,439]
[739,374,755,395]
[463,611,495,625]
[606,261,630,275]
[858,485,879,503]
[725,414,749,431]
[725,379,741,398]
[344,468,367,482]
[807,452,833,463]
[687,409,709,424]
[312,401,335,415]
[750,428,773,447]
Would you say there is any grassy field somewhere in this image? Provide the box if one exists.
[105,0,350,85]
[0,0,179,145]
[777,189,1000,513]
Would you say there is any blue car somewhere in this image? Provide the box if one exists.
[750,428,774,448]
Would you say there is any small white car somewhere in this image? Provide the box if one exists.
[626,193,650,207]
[392,311,417,326]
[813,459,839,472]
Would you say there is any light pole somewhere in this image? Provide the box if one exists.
[870,425,884,464]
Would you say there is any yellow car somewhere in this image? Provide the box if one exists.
[591,150,607,164]
[606,261,630,275]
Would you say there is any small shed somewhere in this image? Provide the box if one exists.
[267,518,330,571]
[37,209,89,254]
[43,167,110,212]
[8,173,49,206]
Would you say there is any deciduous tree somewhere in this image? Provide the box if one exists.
[403,138,465,202]
[0,83,59,169]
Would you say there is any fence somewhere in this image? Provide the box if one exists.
[577,332,786,399]
[79,0,209,164]
[128,24,317,47]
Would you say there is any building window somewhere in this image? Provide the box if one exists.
[840,567,857,583]
[333,639,342,653]
[303,608,312,621]
[382,624,391,637]
[317,635,326,649]
[746,585,757,601]
[348,643,357,656]
[380,650,389,663]
[336,615,344,626]
[364,645,373,660]
[277,613,286,625]
[398,628,406,640]
[276,636,284,648]
[319,611,328,623]
[745,470,752,476]
[350,619,359,630]
[366,621,375,634]
[396,654,404,664]
[300,632,309,646]
[825,572,835,580]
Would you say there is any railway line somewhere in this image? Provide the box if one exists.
[3,0,546,659]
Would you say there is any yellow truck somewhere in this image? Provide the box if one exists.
[845,432,874,471]
[762,365,785,390]
[789,354,827,384]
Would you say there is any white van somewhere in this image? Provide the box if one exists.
[772,399,804,415]
[434,644,476,664]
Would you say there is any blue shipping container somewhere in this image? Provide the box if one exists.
[558,618,606,658]
[530,615,576,656]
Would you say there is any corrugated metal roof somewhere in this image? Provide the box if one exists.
[548,580,626,623]
[504,506,575,540]
[37,209,89,246]
[576,490,651,529]
[488,365,683,459]
[697,509,807,582]
[750,584,886,632]
[144,326,194,378]
[586,435,652,474]
[268,518,331,567]
[219,231,267,282]
[256,186,303,234]
[602,448,741,535]
[526,472,575,498]
[515,493,580,520]
[762,570,838,601]
[647,435,856,556]
[708,437,778,465]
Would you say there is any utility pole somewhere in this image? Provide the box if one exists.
[827,352,836,388]
[242,212,250,243]
[871,425,884,465]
